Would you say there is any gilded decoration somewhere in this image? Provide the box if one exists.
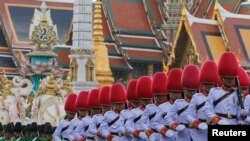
[70,49,94,55]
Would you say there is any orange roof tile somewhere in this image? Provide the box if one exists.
[144,0,163,24]
[218,0,241,12]
[125,49,163,63]
[223,18,250,67]
[120,37,155,44]
[193,0,209,18]
[105,44,119,55]
[104,0,152,35]
[238,2,250,14]
[101,8,113,41]
[109,57,131,71]
[191,22,226,62]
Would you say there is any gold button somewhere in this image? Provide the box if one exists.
[227,113,232,119]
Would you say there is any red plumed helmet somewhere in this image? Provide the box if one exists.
[152,72,168,95]
[88,89,101,108]
[65,93,77,113]
[110,83,127,103]
[167,68,183,91]
[99,86,111,106]
[76,91,89,109]
[136,76,153,99]
[127,79,139,101]
[199,60,219,84]
[182,65,200,90]
[238,67,250,87]
[218,52,239,77]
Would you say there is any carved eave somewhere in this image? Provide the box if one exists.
[212,1,230,50]
[167,8,202,70]
[65,23,73,45]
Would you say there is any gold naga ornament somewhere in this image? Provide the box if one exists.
[62,73,73,95]
[45,70,61,96]
[1,72,13,98]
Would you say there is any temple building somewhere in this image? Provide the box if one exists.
[0,0,168,85]
[166,0,250,73]
[0,0,250,85]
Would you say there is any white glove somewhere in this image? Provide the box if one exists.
[165,130,175,137]
[176,124,185,131]
[240,109,249,116]
[218,119,229,125]
[149,133,157,141]
[198,122,208,130]
[238,120,247,125]
[139,132,148,140]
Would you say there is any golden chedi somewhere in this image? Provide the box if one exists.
[45,71,60,96]
[62,73,72,94]
[93,0,114,87]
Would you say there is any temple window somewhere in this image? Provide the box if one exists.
[86,58,94,81]
[70,58,78,81]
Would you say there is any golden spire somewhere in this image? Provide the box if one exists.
[179,0,185,8]
[40,0,49,26]
[93,0,104,44]
[1,72,13,97]
[45,70,60,96]
[93,0,114,87]
[162,58,168,73]
[62,73,73,94]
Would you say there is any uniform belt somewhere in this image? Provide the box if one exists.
[110,132,124,136]
[151,128,159,133]
[199,119,207,122]
[164,125,170,128]
[62,138,69,141]
[216,113,237,119]
[86,136,95,140]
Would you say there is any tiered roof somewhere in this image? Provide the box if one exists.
[168,1,250,70]
[0,0,168,75]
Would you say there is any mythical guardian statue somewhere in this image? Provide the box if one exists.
[31,71,66,126]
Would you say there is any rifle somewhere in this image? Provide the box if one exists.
[235,77,244,109]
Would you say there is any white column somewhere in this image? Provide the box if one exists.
[70,0,98,92]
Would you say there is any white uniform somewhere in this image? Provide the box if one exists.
[99,110,125,140]
[186,93,214,141]
[121,109,134,141]
[141,104,161,141]
[53,119,71,141]
[166,99,194,141]
[74,116,97,141]
[128,107,148,141]
[207,87,241,124]
[153,102,175,141]
[243,95,250,124]
[67,118,81,140]
[92,114,105,141]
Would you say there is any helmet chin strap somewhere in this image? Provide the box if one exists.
[222,77,235,88]
[141,100,147,108]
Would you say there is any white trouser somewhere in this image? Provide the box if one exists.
[176,128,192,141]
[192,129,207,141]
